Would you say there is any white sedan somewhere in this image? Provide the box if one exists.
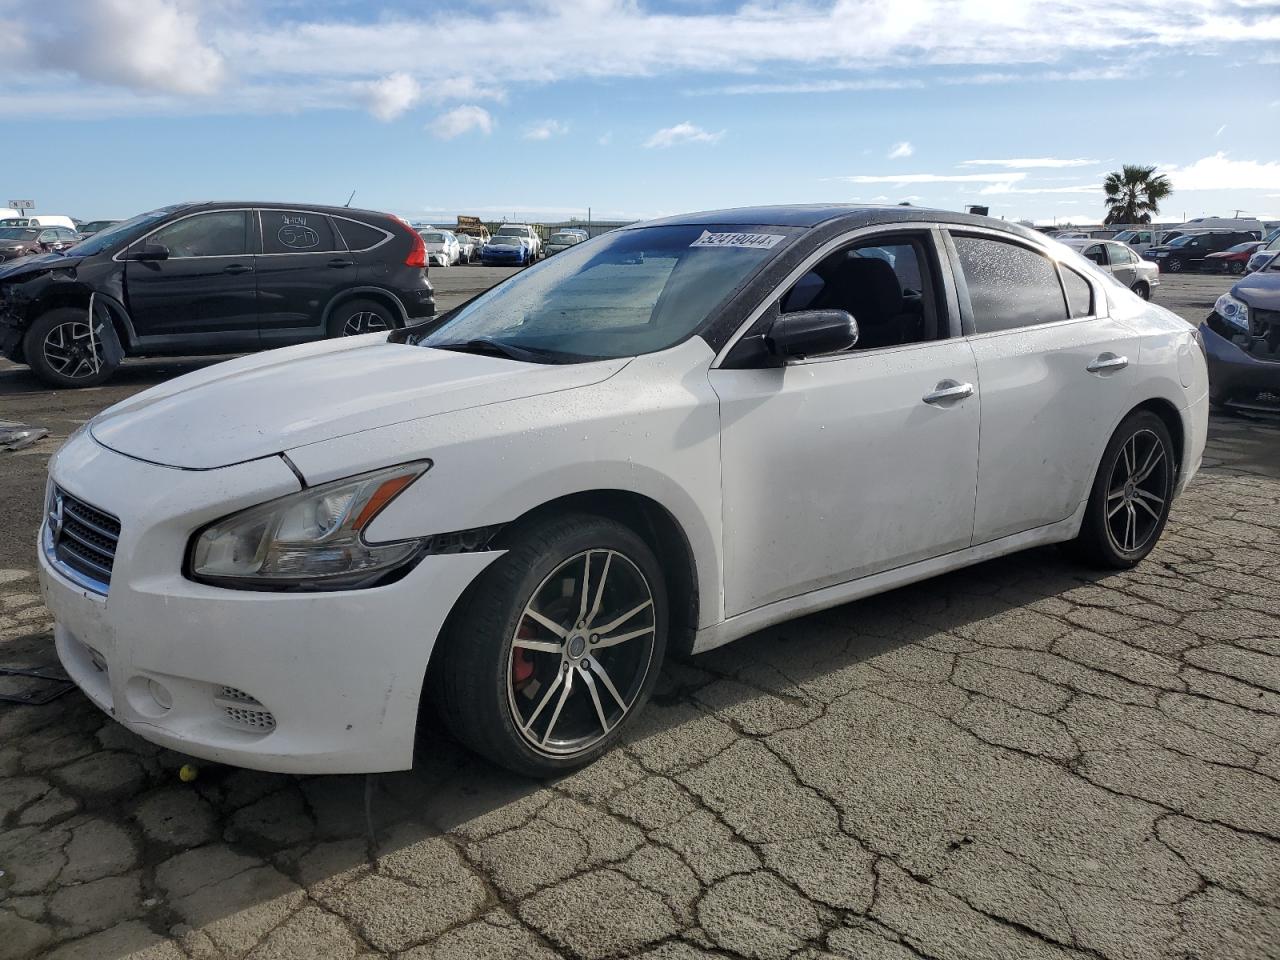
[39,205,1208,777]
[417,229,460,266]
[1060,238,1161,300]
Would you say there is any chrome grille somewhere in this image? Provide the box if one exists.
[47,487,120,594]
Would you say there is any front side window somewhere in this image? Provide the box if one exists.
[260,210,338,254]
[148,211,249,258]
[1082,244,1107,266]
[779,234,942,351]
[420,224,798,361]
[1107,243,1134,264]
[953,235,1068,334]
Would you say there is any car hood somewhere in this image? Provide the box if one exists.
[0,251,83,280]
[90,336,630,470]
[1233,270,1280,310]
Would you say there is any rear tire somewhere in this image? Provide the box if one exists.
[326,298,396,338]
[430,513,668,778]
[23,308,120,389]
[1132,281,1150,300]
[1166,258,1183,273]
[1231,261,1246,275]
[1065,411,1175,569]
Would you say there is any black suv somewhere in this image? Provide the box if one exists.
[1145,229,1259,273]
[0,201,433,387]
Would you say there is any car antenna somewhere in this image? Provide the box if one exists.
[344,190,356,208]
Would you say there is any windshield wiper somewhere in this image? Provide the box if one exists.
[429,338,553,363]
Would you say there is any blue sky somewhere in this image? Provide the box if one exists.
[2,0,1278,226]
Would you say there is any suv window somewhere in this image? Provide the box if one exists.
[953,235,1068,333]
[260,210,338,254]
[149,211,250,258]
[780,234,941,351]
[332,218,387,251]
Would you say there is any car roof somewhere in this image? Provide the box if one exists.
[169,201,397,220]
[632,204,1042,241]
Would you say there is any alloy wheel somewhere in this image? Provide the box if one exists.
[340,311,389,336]
[506,548,657,757]
[1104,428,1170,554]
[42,321,103,380]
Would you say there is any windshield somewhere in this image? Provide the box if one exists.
[1113,231,1139,242]
[1227,242,1257,253]
[67,206,183,257]
[495,227,530,238]
[419,232,446,242]
[0,228,38,240]
[1168,236,1195,247]
[549,234,579,244]
[491,235,524,245]
[420,224,797,361]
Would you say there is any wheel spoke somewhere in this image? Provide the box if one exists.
[513,637,563,655]
[1123,437,1136,477]
[1136,489,1164,507]
[586,552,612,626]
[1134,447,1165,484]
[593,599,653,635]
[1134,496,1162,521]
[593,625,654,650]
[576,665,612,734]
[524,606,568,638]
[1125,503,1138,550]
[540,668,574,746]
[576,552,592,625]
[521,669,563,732]
[587,657,628,711]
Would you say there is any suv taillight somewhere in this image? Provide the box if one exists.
[393,216,427,269]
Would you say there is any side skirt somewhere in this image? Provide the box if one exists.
[691,502,1088,655]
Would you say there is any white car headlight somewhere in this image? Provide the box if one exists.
[1214,293,1250,332]
[190,461,430,588]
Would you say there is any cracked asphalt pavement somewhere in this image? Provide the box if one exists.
[1,272,1278,960]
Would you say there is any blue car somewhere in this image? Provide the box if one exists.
[480,237,530,266]
[1200,261,1280,413]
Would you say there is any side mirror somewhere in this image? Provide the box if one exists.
[127,243,169,262]
[765,309,858,360]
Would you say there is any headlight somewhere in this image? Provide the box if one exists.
[1214,293,1250,332]
[189,461,430,589]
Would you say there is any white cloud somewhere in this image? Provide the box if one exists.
[834,171,1027,185]
[961,157,1098,168]
[524,119,568,140]
[22,0,225,96]
[888,141,913,159]
[644,121,724,148]
[428,105,493,140]
[1163,153,1280,191]
[361,72,420,121]
[691,78,922,96]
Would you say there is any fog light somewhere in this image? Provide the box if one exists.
[148,679,173,711]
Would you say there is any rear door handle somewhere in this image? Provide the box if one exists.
[223,263,252,275]
[922,380,975,405]
[327,258,355,269]
[1087,353,1128,373]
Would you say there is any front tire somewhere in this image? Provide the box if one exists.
[326,298,396,337]
[1166,258,1183,273]
[431,513,668,777]
[23,308,120,388]
[1230,261,1246,275]
[1066,411,1175,569]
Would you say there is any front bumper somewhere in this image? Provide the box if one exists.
[39,432,498,774]
[1200,314,1280,410]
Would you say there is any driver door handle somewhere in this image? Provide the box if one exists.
[922,380,975,405]
[1087,353,1128,373]
[327,258,355,269]
[223,263,252,275]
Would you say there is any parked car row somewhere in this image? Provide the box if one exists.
[0,201,434,387]
[1059,238,1160,300]
[1143,229,1261,274]
[0,225,81,262]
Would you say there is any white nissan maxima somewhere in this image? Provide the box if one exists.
[39,206,1208,778]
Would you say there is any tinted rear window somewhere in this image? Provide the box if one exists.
[954,235,1068,333]
[333,218,389,251]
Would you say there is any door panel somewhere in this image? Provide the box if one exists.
[968,317,1141,543]
[123,210,257,342]
[254,210,347,339]
[710,340,980,617]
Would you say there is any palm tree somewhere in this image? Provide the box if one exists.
[1103,165,1173,225]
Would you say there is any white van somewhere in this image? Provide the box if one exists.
[25,215,78,231]
[1111,229,1159,255]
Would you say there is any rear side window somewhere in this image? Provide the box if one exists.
[1061,266,1093,319]
[953,235,1068,334]
[333,218,389,251]
[260,210,338,254]
[1107,243,1134,264]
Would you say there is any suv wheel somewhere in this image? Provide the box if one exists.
[327,298,396,337]
[1166,258,1183,273]
[430,513,668,777]
[23,308,120,388]
[1064,410,1174,569]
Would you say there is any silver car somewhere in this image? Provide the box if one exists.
[1247,233,1280,274]
[1063,239,1160,300]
